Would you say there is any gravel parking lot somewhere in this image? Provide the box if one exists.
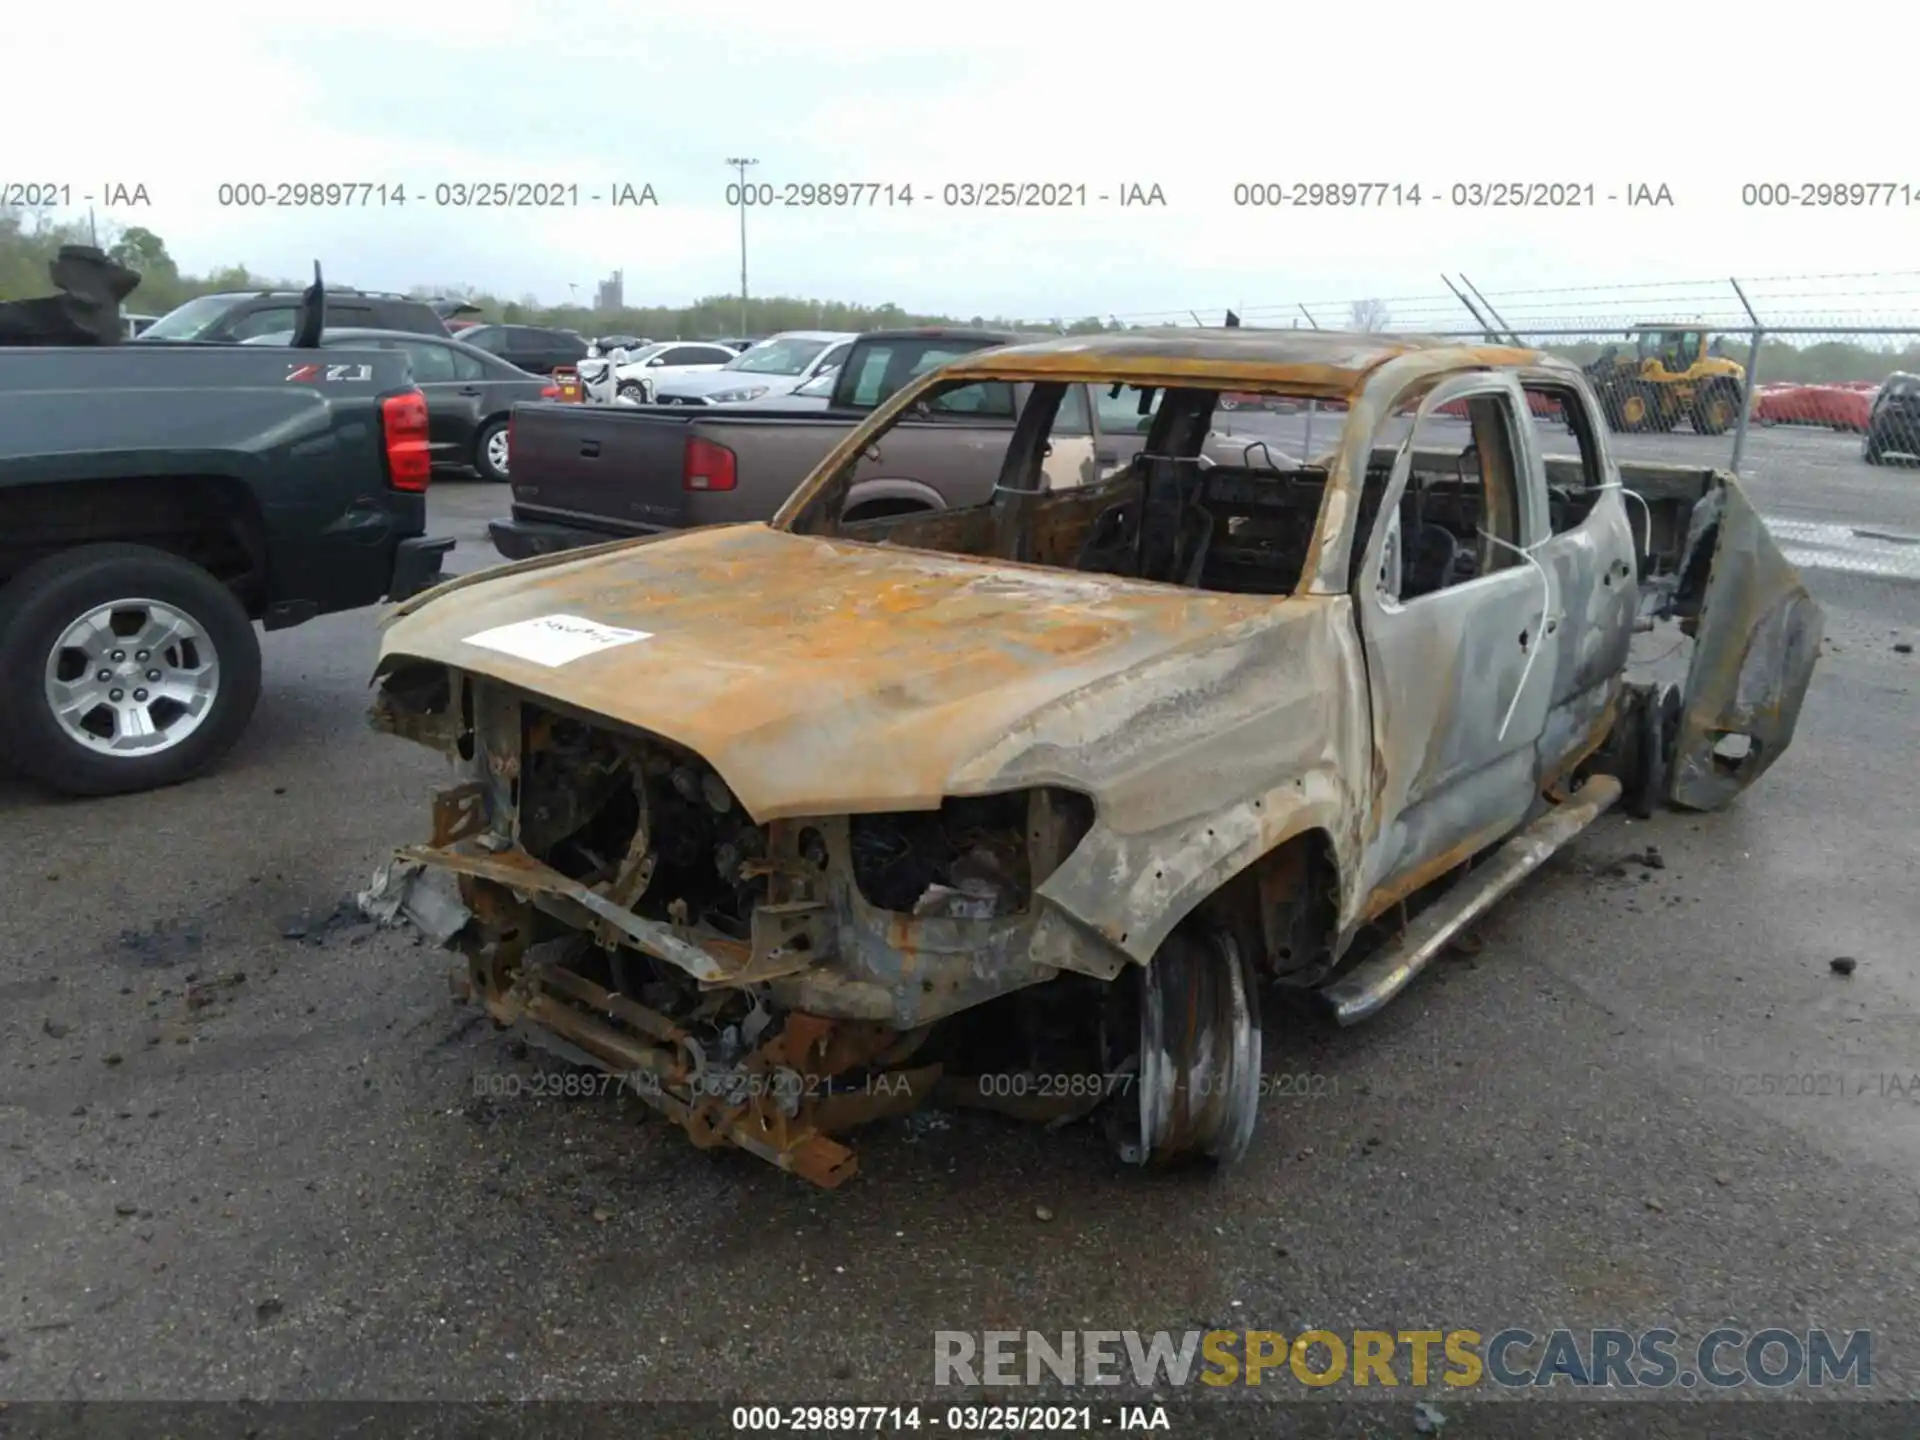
[3,421,1917,1425]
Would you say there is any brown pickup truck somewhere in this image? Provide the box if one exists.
[488,327,1162,559]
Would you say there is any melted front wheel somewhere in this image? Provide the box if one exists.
[1105,928,1262,1168]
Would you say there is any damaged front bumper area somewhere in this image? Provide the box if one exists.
[363,664,1136,1187]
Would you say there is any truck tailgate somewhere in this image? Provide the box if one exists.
[505,401,1033,550]
[508,401,694,532]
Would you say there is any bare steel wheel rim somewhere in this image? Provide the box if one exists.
[487,427,511,475]
[1110,930,1261,1166]
[43,598,220,756]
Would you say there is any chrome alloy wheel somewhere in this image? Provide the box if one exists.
[43,598,220,755]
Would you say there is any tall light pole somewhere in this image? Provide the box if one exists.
[726,157,757,335]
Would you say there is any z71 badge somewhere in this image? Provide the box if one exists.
[285,362,373,382]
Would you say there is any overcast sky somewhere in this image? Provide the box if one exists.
[9,2,1917,323]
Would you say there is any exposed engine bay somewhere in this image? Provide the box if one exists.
[363,673,1261,1188]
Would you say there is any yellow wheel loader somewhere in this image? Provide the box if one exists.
[1584,325,1747,436]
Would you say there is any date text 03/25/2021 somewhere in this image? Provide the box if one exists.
[205,179,1171,210]
[723,181,1167,208]
[210,181,659,208]
[1228,180,1675,208]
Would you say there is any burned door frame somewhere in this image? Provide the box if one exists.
[1511,369,1640,791]
[1346,370,1560,928]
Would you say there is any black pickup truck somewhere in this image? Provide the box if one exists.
[0,250,454,796]
[489,326,1162,559]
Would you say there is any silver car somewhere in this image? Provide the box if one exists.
[652,331,856,405]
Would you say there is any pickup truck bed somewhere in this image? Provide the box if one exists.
[496,401,1038,556]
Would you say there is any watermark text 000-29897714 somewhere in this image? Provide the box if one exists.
[722,180,1168,209]
[208,180,661,208]
[1228,180,1676,208]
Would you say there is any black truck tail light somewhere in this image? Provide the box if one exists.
[381,389,432,491]
[683,435,737,492]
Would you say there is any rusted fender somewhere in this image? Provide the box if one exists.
[1670,476,1824,810]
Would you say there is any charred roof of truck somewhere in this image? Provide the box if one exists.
[936,327,1571,399]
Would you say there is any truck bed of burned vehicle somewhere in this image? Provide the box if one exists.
[362,327,1821,1188]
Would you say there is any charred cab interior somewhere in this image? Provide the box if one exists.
[787,375,1609,601]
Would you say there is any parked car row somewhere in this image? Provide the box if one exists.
[135,286,597,377]
[565,332,858,408]
[1749,374,1920,463]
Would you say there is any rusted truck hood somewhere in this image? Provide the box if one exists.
[377,523,1305,820]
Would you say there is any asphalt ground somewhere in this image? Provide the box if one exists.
[2,418,1917,1430]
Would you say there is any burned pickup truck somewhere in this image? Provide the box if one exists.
[363,329,1821,1187]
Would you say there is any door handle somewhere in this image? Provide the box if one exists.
[458,386,482,396]
[581,439,601,458]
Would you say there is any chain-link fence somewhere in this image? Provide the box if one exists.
[1037,273,1920,476]
[1405,320,1920,478]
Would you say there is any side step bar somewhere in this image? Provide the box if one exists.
[1322,774,1622,1027]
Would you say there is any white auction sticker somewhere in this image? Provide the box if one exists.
[461,614,652,667]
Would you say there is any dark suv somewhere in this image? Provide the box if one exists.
[453,324,590,376]
[138,288,451,343]
[1865,373,1920,465]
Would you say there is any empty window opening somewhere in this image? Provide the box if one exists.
[1367,389,1526,604]
[813,379,1339,598]
[1519,382,1607,533]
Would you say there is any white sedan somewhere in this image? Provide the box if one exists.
[705,367,838,409]
[608,341,739,401]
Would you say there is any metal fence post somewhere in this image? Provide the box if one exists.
[1441,275,1494,339]
[1460,274,1522,345]
[1728,278,1764,475]
[1298,305,1321,457]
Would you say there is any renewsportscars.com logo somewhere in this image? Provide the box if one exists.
[934,1328,1873,1390]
